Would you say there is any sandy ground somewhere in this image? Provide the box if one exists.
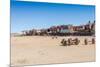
[11,36,95,66]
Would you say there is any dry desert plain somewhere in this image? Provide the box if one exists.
[11,36,95,66]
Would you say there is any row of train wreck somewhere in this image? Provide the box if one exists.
[21,21,95,36]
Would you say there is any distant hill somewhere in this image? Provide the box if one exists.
[11,33,22,37]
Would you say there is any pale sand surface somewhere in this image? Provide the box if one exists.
[11,36,95,66]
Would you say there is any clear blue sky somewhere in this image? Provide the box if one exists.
[11,0,95,33]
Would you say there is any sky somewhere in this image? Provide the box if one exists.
[11,0,95,33]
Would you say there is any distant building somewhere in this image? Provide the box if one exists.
[21,20,95,36]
